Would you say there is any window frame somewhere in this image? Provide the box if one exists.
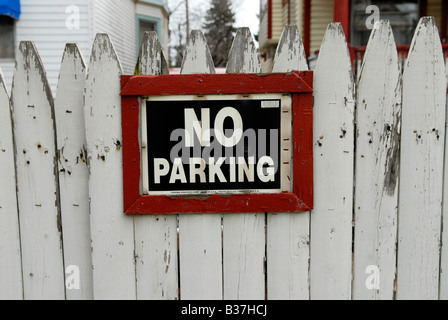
[349,0,421,47]
[136,14,162,54]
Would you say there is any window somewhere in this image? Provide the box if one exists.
[351,0,420,46]
[137,15,162,53]
[0,15,15,59]
[139,19,157,47]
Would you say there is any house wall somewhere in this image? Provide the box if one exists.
[427,0,443,32]
[259,0,448,60]
[0,0,170,92]
[282,0,304,34]
[90,0,137,75]
[259,0,333,68]
[259,0,286,49]
[259,0,292,72]
[294,0,305,36]
[272,0,284,41]
[310,0,334,54]
[0,0,91,94]
[259,5,269,50]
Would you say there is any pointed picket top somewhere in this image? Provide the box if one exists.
[315,23,353,80]
[56,44,87,152]
[88,33,123,75]
[272,25,309,72]
[12,41,54,106]
[310,23,355,300]
[397,16,447,300]
[0,66,23,300]
[353,20,401,300]
[358,20,400,82]
[135,31,169,75]
[11,41,65,299]
[181,30,216,74]
[85,33,136,300]
[55,43,93,300]
[226,27,261,74]
[404,16,444,74]
[85,34,123,134]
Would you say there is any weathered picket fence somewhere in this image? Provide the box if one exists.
[0,17,447,300]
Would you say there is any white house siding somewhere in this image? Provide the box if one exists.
[259,8,269,50]
[427,0,442,32]
[90,0,137,75]
[0,0,91,94]
[271,0,284,41]
[136,2,170,61]
[294,0,304,36]
[310,0,333,54]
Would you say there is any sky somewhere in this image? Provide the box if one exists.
[233,1,260,34]
[168,0,260,64]
[168,0,260,34]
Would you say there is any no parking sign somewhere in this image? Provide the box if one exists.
[120,72,313,215]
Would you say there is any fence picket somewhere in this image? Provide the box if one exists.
[272,26,309,73]
[397,17,447,300]
[222,28,266,300]
[352,21,401,300]
[267,25,310,300]
[178,30,223,300]
[11,42,65,300]
[84,34,136,300]
[310,23,355,300]
[133,32,179,300]
[134,31,169,76]
[55,44,93,300]
[226,28,261,74]
[442,60,448,301]
[0,68,23,300]
[180,30,216,75]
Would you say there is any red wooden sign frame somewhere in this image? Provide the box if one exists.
[120,71,313,215]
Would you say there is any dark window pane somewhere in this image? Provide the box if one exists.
[0,15,15,59]
[351,0,420,46]
[139,20,156,47]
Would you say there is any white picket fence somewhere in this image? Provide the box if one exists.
[1,17,447,300]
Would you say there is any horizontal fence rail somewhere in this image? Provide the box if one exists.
[0,17,447,300]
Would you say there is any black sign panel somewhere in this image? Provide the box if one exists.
[145,98,282,195]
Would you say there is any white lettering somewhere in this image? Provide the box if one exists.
[185,109,211,147]
[170,158,187,184]
[190,158,207,183]
[238,157,255,183]
[154,158,170,184]
[209,157,227,183]
[153,156,276,185]
[214,107,244,147]
[257,156,275,182]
